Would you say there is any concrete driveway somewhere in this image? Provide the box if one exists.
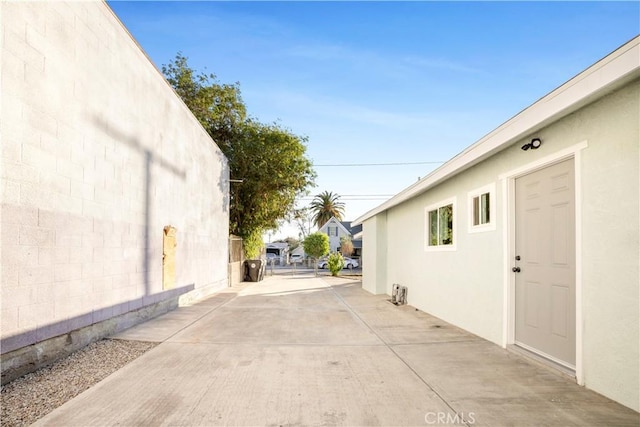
[35,274,638,426]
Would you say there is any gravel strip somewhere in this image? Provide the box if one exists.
[1,339,157,427]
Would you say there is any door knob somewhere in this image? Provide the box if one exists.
[512,267,521,273]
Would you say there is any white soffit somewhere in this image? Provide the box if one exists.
[353,36,640,226]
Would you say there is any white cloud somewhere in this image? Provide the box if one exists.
[251,89,439,129]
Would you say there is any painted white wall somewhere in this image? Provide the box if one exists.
[578,81,639,411]
[1,1,229,352]
[365,80,639,410]
[384,167,505,345]
[362,218,377,293]
[362,214,387,295]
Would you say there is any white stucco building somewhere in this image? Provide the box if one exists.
[354,37,639,411]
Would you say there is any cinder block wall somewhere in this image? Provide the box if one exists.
[0,1,229,354]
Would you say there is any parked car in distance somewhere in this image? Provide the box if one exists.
[290,254,304,263]
[265,253,278,262]
[343,257,359,269]
[317,256,359,269]
[316,257,328,269]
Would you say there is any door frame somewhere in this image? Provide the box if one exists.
[499,140,587,385]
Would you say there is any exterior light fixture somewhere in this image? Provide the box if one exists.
[521,138,542,151]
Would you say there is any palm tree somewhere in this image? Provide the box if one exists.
[310,191,345,228]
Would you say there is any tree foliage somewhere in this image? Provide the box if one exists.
[327,252,345,276]
[303,232,330,276]
[162,53,316,249]
[310,191,345,228]
[286,206,314,239]
[227,121,315,239]
[275,237,300,251]
[162,53,246,146]
[243,229,264,260]
[340,236,354,257]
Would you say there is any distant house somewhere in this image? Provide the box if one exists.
[354,37,639,411]
[340,221,362,259]
[289,245,306,259]
[318,217,362,258]
[265,242,289,264]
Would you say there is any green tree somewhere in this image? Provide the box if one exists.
[310,191,345,228]
[162,54,316,253]
[227,120,315,242]
[162,53,246,145]
[303,232,330,276]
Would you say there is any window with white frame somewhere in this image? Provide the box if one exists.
[468,183,496,232]
[473,193,490,225]
[424,198,456,250]
[328,226,338,237]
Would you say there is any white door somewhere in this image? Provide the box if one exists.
[514,159,576,367]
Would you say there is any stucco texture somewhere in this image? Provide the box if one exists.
[578,81,639,411]
[363,79,639,410]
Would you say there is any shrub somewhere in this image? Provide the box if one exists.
[243,229,264,259]
[327,252,345,276]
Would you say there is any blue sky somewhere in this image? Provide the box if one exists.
[108,1,639,238]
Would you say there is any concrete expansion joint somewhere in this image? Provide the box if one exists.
[166,342,390,347]
[161,296,241,344]
[19,275,640,424]
[324,279,466,421]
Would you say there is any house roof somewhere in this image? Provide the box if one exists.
[266,242,289,249]
[353,36,640,226]
[318,216,352,236]
[340,221,362,236]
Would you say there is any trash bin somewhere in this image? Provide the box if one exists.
[244,259,264,282]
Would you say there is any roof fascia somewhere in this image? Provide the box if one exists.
[319,217,352,236]
[318,216,350,234]
[317,217,335,232]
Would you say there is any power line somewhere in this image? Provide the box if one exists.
[299,194,394,197]
[300,198,390,201]
[314,161,444,167]
[299,194,393,201]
